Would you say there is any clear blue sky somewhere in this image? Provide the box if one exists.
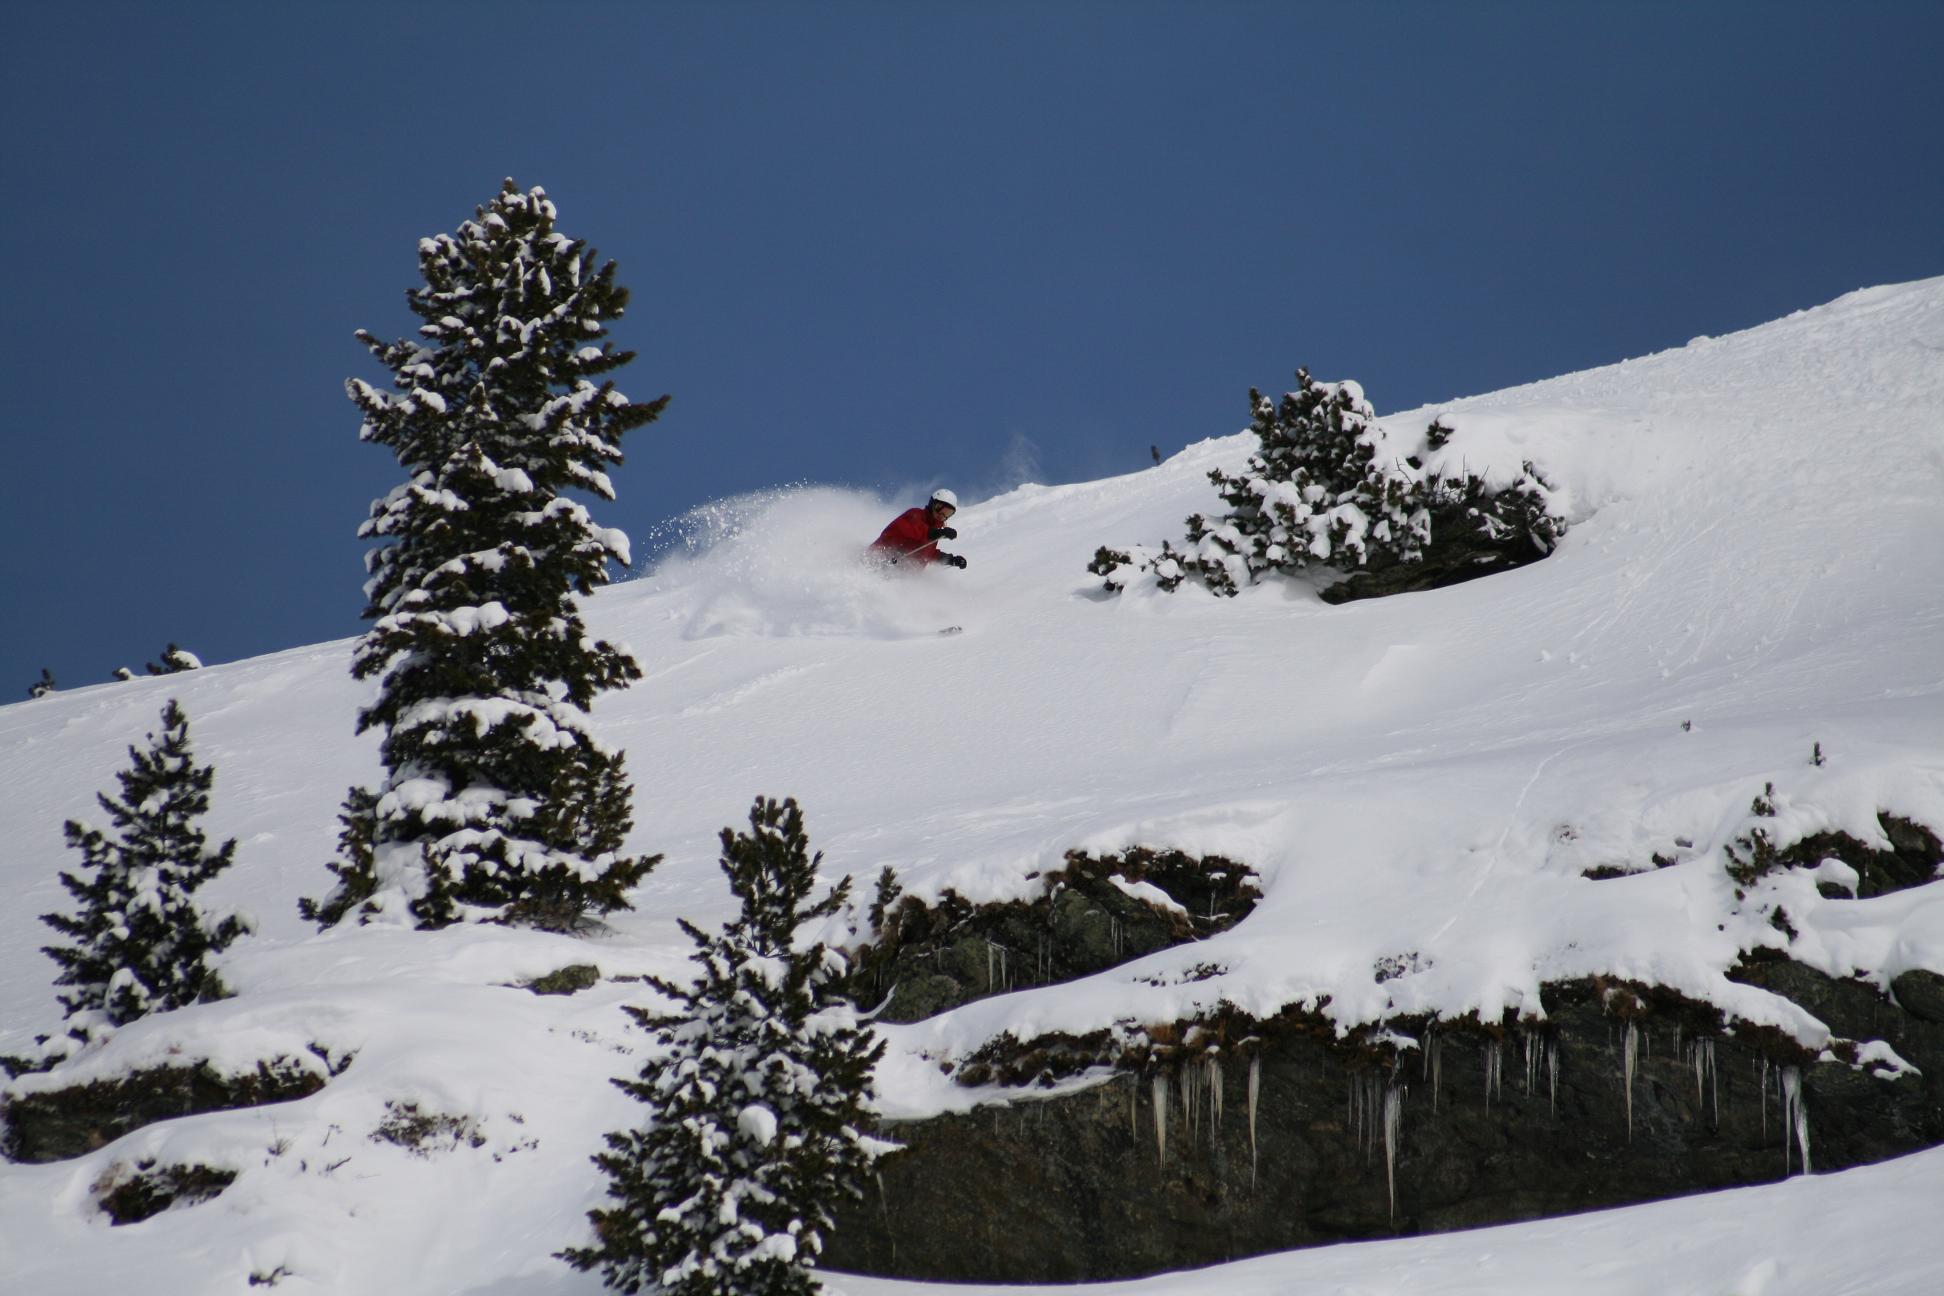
[4,1,1940,696]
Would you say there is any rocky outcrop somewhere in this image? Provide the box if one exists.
[96,1161,238,1225]
[2,1055,336,1164]
[1726,808,1942,897]
[843,848,1259,1023]
[827,964,1944,1282]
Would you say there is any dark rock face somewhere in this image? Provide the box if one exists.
[2,1058,329,1164]
[1832,815,1941,898]
[1316,518,1551,605]
[844,849,1259,1024]
[98,1162,238,1224]
[1893,969,1944,1024]
[827,966,1944,1283]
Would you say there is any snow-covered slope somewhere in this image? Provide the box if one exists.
[3,277,1943,1293]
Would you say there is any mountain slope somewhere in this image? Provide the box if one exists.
[3,277,1943,1293]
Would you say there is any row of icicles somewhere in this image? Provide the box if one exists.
[1129,1025,1812,1222]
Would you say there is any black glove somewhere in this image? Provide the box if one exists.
[928,526,958,541]
[942,553,968,569]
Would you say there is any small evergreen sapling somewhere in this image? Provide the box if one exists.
[308,179,666,930]
[564,797,887,1296]
[18,700,250,1070]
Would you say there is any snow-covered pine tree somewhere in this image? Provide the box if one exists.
[35,699,250,1052]
[305,179,667,931]
[1089,368,1566,602]
[145,643,202,674]
[563,796,887,1296]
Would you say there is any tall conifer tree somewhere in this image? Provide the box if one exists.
[306,180,666,930]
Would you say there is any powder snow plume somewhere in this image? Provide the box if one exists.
[633,486,964,641]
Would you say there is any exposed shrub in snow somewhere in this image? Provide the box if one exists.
[27,667,56,699]
[563,797,885,1296]
[1089,368,1567,602]
[12,700,250,1071]
[307,179,667,931]
[144,643,202,675]
[370,1101,486,1158]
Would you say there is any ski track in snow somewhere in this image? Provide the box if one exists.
[3,279,1944,1294]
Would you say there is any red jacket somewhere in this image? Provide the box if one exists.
[870,507,943,565]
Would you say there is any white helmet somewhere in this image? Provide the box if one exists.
[930,488,958,510]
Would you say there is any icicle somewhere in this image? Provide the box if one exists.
[1686,1038,1719,1127]
[986,941,995,992]
[1484,1040,1502,1106]
[1182,1064,1194,1141]
[1780,1066,1811,1175]
[1208,1056,1225,1139]
[1152,1072,1169,1162]
[1547,1035,1559,1115]
[1129,1073,1137,1144]
[1760,1056,1769,1139]
[1429,1033,1443,1112]
[1780,1066,1791,1175]
[1792,1071,1811,1174]
[1185,1060,1200,1140]
[1383,1083,1404,1221]
[1247,1055,1261,1188]
[1622,1020,1638,1141]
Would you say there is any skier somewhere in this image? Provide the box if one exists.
[869,489,968,569]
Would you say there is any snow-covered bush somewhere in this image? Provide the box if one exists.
[1090,368,1567,602]
[27,668,56,699]
[563,797,886,1296]
[10,700,249,1072]
[306,179,667,931]
[144,643,202,675]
